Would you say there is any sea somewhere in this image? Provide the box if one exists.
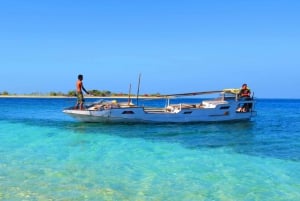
[0,97,299,201]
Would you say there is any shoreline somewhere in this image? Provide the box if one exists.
[1,95,299,100]
[0,95,163,99]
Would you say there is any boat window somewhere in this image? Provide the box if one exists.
[183,111,192,114]
[220,106,230,110]
[122,111,134,114]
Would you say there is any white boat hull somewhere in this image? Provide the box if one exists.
[63,100,256,123]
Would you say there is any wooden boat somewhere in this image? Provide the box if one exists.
[63,89,256,123]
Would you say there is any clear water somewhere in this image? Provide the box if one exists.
[0,98,300,200]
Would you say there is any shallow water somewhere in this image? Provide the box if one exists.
[0,98,300,200]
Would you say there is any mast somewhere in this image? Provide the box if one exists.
[136,73,141,106]
[128,83,132,105]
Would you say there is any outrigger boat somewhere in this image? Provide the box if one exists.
[63,89,256,123]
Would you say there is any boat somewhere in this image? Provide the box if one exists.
[63,88,257,123]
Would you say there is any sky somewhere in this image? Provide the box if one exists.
[0,0,299,98]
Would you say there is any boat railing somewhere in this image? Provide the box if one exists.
[236,98,255,113]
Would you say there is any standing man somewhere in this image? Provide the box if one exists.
[75,74,90,110]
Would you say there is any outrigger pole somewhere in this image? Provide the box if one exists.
[136,73,141,106]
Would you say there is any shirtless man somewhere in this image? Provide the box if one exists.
[75,74,90,110]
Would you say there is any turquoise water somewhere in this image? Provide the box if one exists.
[0,98,300,200]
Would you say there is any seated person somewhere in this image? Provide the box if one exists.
[238,83,251,99]
[238,83,252,112]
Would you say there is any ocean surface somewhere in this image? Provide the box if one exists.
[0,97,300,201]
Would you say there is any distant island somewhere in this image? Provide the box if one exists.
[0,90,162,98]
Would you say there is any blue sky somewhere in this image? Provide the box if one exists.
[0,0,299,98]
